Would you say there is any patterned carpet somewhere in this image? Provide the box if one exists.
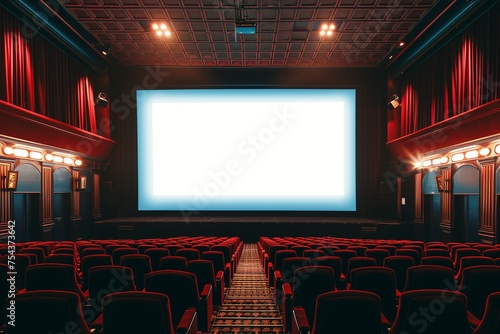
[211,244,284,334]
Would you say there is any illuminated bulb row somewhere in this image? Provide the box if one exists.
[2,147,82,166]
[319,23,335,36]
[421,145,499,167]
[152,23,171,37]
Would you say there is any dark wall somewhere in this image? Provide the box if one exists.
[102,67,393,220]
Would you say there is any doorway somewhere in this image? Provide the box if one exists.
[13,193,41,242]
[452,165,480,243]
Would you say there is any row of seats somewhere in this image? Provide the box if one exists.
[0,236,243,333]
[259,237,500,333]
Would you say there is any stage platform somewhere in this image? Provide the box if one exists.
[94,216,411,242]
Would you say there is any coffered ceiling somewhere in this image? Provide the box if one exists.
[61,0,440,67]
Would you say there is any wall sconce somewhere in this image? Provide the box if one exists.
[2,171,18,190]
[387,94,400,110]
[75,176,87,191]
[95,92,109,107]
[435,175,449,193]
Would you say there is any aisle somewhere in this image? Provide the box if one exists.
[211,244,284,334]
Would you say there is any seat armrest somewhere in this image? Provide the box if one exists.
[467,311,481,328]
[282,283,293,333]
[273,270,282,304]
[176,307,198,334]
[292,307,310,334]
[215,270,225,305]
[199,284,213,333]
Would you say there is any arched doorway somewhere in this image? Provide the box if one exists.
[53,168,72,240]
[12,163,41,242]
[422,170,442,241]
[452,165,479,242]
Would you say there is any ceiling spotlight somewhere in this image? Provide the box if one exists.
[387,94,400,110]
[320,22,335,36]
[399,41,405,47]
[152,23,159,30]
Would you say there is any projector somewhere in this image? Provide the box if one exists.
[235,20,256,34]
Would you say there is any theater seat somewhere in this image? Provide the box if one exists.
[389,289,469,334]
[102,291,197,334]
[472,292,500,334]
[403,265,455,292]
[145,270,212,333]
[292,290,383,334]
[282,266,335,333]
[6,291,92,334]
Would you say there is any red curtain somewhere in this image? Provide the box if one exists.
[1,7,99,134]
[398,3,500,137]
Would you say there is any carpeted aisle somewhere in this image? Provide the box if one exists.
[211,244,284,334]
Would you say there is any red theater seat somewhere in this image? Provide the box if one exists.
[102,291,197,334]
[292,290,384,334]
[472,292,500,334]
[403,265,455,292]
[282,266,335,333]
[6,291,92,334]
[389,289,469,334]
[145,270,212,333]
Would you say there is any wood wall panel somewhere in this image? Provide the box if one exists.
[480,161,495,230]
[42,166,52,222]
[72,170,80,218]
[93,173,100,215]
[0,163,11,225]
[414,172,422,221]
[441,168,451,223]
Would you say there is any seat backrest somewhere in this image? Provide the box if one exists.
[0,254,31,290]
[456,256,495,281]
[311,290,382,334]
[404,265,455,292]
[420,256,454,270]
[365,249,390,266]
[454,249,482,271]
[102,291,174,334]
[423,249,450,258]
[350,266,397,322]
[6,290,91,334]
[145,270,199,326]
[81,247,106,258]
[383,255,415,292]
[201,251,225,273]
[459,265,500,319]
[482,248,500,260]
[119,254,152,291]
[144,248,170,271]
[88,265,136,311]
[346,257,377,282]
[292,266,335,326]
[112,247,139,265]
[159,256,188,271]
[187,259,216,294]
[390,289,469,334]
[303,249,325,260]
[314,256,342,284]
[290,245,311,257]
[375,245,397,256]
[395,248,420,265]
[281,257,311,286]
[274,250,297,273]
[81,254,113,289]
[472,291,500,334]
[175,248,201,261]
[346,246,368,257]
[45,254,75,267]
[25,263,86,301]
[19,247,45,263]
[332,250,357,275]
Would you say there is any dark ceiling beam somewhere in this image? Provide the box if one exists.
[386,0,500,77]
[1,0,113,74]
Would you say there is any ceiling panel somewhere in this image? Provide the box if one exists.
[63,0,439,67]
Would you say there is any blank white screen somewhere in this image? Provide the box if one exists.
[137,89,356,211]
